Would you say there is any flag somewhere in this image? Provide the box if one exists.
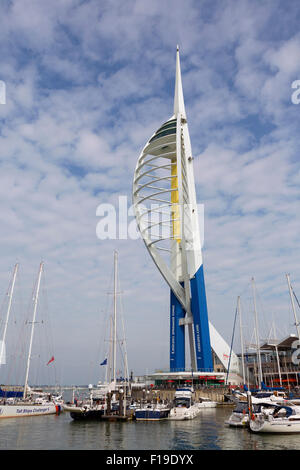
[100,358,107,366]
[47,356,54,365]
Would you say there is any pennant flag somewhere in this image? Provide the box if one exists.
[47,356,55,365]
[100,358,107,366]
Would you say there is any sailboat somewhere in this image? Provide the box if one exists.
[64,251,131,420]
[248,275,300,433]
[248,388,300,433]
[0,264,23,400]
[0,263,61,418]
[225,289,287,428]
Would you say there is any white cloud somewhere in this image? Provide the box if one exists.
[0,0,299,385]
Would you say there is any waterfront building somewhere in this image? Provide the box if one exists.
[241,334,300,389]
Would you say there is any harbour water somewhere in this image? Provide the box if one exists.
[1,406,300,450]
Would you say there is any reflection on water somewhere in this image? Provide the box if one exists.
[1,407,300,450]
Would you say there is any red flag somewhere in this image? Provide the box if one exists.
[47,356,54,365]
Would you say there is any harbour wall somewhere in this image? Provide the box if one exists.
[131,387,232,405]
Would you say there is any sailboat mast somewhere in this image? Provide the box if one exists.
[0,263,19,366]
[120,304,130,392]
[286,274,300,341]
[251,278,263,387]
[23,262,43,399]
[274,344,282,387]
[107,315,113,384]
[237,296,246,385]
[113,251,118,385]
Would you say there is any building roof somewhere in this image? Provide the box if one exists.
[259,334,298,351]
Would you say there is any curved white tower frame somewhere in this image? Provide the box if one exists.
[133,47,240,374]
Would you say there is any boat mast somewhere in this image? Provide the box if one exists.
[0,263,19,366]
[120,301,130,393]
[23,262,43,399]
[237,296,246,386]
[225,301,238,386]
[113,251,118,385]
[286,274,300,341]
[274,343,282,388]
[251,278,263,387]
[107,315,113,384]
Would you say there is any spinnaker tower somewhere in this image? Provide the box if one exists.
[133,47,239,374]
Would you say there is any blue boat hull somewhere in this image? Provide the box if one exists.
[135,409,170,420]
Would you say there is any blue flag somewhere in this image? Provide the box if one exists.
[100,358,107,366]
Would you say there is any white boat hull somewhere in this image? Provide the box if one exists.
[169,404,200,420]
[250,416,300,433]
[0,403,58,419]
[196,401,217,409]
[225,413,249,428]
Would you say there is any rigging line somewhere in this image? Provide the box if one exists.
[110,258,127,379]
[6,267,29,386]
[117,275,129,382]
[225,304,238,386]
[0,266,18,382]
[92,263,114,383]
[0,278,10,329]
[40,268,57,385]
[293,289,300,314]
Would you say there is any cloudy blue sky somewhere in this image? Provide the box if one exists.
[0,0,300,385]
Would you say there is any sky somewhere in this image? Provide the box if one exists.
[0,0,300,386]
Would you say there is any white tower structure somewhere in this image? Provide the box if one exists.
[133,47,240,374]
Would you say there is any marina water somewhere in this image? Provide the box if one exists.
[1,403,300,450]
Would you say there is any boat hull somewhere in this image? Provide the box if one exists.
[225,413,249,428]
[64,404,106,421]
[135,409,170,421]
[250,417,300,433]
[196,401,217,409]
[0,403,59,419]
[70,409,105,421]
[169,404,200,420]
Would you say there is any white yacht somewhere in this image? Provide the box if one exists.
[196,396,217,408]
[169,388,201,420]
[250,403,300,433]
[225,391,287,428]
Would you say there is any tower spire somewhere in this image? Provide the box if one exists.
[174,46,186,119]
